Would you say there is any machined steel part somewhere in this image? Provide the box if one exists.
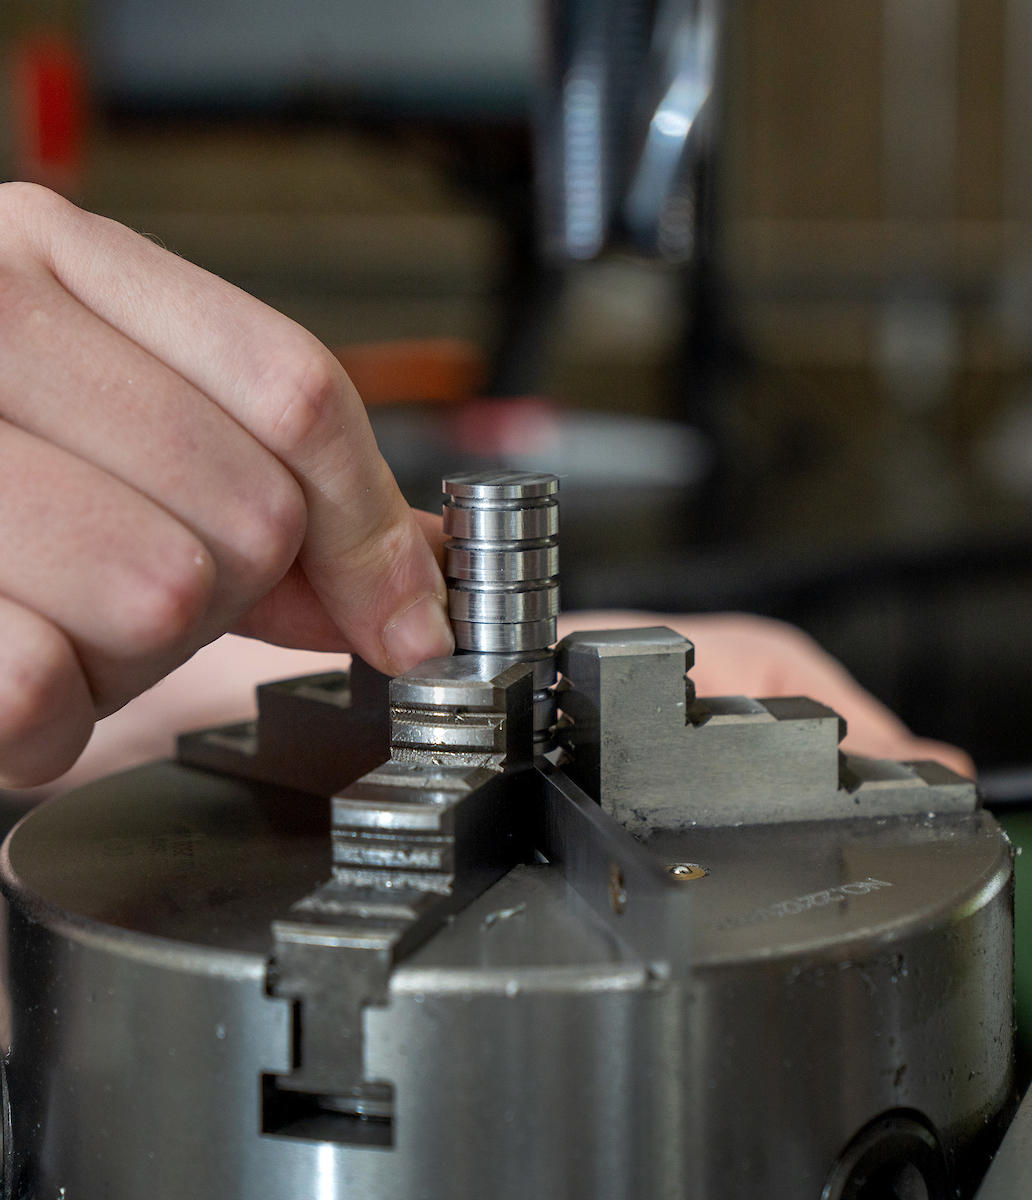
[443,471,560,747]
[0,474,1019,1198]
[267,654,535,1124]
[557,627,980,832]
[0,758,1012,1200]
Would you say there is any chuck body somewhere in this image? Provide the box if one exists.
[0,469,1015,1200]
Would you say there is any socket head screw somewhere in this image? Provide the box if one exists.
[667,863,708,881]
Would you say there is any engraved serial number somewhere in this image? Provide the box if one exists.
[719,877,893,931]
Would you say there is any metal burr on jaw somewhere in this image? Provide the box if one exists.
[443,470,560,748]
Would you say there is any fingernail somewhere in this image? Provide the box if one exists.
[383,594,455,673]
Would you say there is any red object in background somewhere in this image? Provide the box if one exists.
[450,396,561,458]
[12,35,85,195]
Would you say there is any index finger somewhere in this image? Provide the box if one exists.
[17,186,453,674]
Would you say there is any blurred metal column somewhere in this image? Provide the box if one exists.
[491,0,654,398]
[622,0,720,263]
[536,0,721,263]
[882,0,958,221]
[998,0,1032,352]
[536,0,653,262]
[878,0,962,536]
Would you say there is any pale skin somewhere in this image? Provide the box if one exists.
[0,184,971,792]
[0,181,454,788]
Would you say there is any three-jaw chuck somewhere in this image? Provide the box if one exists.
[0,472,1017,1200]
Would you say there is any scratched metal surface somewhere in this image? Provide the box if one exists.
[0,757,1014,1199]
[644,811,1008,965]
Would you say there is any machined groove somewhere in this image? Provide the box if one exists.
[443,504,558,543]
[332,833,453,872]
[450,619,558,653]
[444,470,561,742]
[445,539,559,582]
[448,580,560,623]
[391,708,508,751]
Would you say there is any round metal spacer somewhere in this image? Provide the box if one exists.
[443,471,559,500]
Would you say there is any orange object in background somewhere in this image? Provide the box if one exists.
[12,34,85,196]
[332,337,488,406]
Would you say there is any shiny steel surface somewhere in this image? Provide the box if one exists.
[443,472,560,746]
[450,617,558,653]
[389,713,507,749]
[0,762,1013,1199]
[391,653,541,709]
[265,655,534,1116]
[442,471,559,500]
[472,649,557,691]
[445,540,559,582]
[447,579,560,623]
[558,627,979,832]
[442,502,558,543]
[0,470,1018,1200]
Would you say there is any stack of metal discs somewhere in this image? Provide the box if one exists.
[442,470,560,747]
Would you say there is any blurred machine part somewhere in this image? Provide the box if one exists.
[366,397,709,567]
[369,394,706,488]
[77,127,504,352]
[537,0,719,263]
[64,0,1032,546]
[92,0,535,118]
[0,472,1021,1199]
[717,0,1032,545]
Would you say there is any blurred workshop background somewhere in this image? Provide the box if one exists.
[3,0,1032,793]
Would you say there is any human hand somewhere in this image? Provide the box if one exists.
[557,611,975,778]
[0,184,453,787]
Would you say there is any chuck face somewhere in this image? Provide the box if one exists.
[0,468,1015,1200]
[443,470,560,748]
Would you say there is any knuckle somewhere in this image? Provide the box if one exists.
[0,181,69,234]
[225,469,306,592]
[257,343,345,457]
[119,541,215,655]
[0,624,75,748]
